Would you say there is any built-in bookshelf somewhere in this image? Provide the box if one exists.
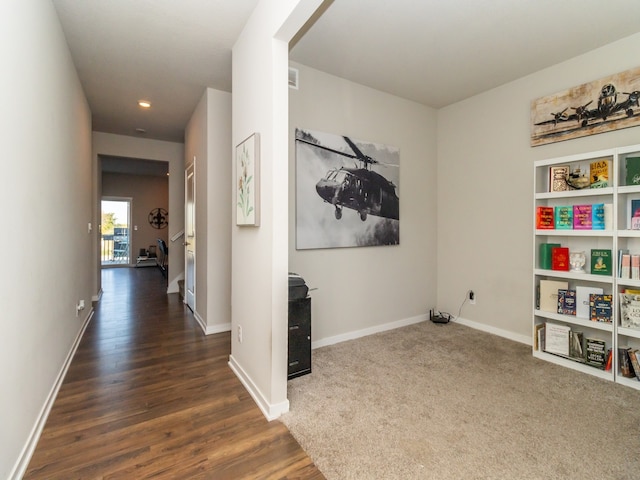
[533,143,640,389]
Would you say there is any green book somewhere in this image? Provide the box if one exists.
[539,243,560,269]
[625,157,640,186]
[590,249,612,275]
[554,206,573,229]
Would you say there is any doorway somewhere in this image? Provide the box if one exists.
[101,197,132,266]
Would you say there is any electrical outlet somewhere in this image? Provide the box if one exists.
[469,290,476,305]
[237,325,243,343]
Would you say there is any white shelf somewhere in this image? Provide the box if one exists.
[532,350,613,381]
[534,309,613,332]
[533,142,640,389]
[534,269,613,284]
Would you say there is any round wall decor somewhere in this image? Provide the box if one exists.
[148,207,168,229]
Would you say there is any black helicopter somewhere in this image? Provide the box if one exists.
[296,135,399,221]
[536,83,640,128]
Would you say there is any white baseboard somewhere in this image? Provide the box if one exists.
[193,311,231,336]
[92,288,103,303]
[10,309,94,480]
[228,355,289,421]
[167,271,184,294]
[312,313,428,350]
[454,316,531,345]
[205,323,231,335]
[310,313,530,351]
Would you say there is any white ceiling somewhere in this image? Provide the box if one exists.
[52,0,640,144]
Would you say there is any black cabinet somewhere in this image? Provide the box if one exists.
[288,297,311,380]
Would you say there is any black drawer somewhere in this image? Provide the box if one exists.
[288,297,311,379]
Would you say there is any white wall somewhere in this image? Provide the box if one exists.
[0,1,93,477]
[289,63,438,345]
[230,0,322,420]
[437,33,640,342]
[92,132,185,293]
[184,88,232,334]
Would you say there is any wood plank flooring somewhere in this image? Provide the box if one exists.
[24,267,324,480]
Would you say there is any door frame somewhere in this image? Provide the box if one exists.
[185,163,196,311]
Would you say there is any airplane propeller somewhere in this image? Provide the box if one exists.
[571,100,593,120]
[550,107,569,125]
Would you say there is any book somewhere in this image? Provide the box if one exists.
[576,286,603,318]
[549,165,570,192]
[604,203,613,230]
[589,159,610,188]
[621,253,631,279]
[605,349,613,371]
[572,204,592,229]
[585,338,606,369]
[625,156,640,186]
[544,323,570,356]
[539,243,561,269]
[554,206,573,229]
[551,247,570,271]
[539,280,569,313]
[619,348,635,378]
[627,348,640,380]
[534,324,545,351]
[619,293,640,328]
[589,294,612,323]
[633,255,640,280]
[591,203,605,230]
[630,198,640,229]
[618,249,630,278]
[569,331,584,360]
[590,249,612,275]
[536,206,554,229]
[557,289,576,315]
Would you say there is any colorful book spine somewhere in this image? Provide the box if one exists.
[621,254,631,279]
[573,204,592,229]
[589,294,612,323]
[590,249,612,275]
[633,255,640,280]
[557,289,576,315]
[591,203,605,230]
[536,206,554,229]
[625,157,640,186]
[551,246,570,271]
[539,243,560,269]
[549,165,570,192]
[554,206,573,229]
[589,159,610,188]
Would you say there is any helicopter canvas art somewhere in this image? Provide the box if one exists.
[531,65,640,146]
[295,128,400,250]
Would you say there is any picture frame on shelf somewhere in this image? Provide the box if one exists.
[236,133,260,227]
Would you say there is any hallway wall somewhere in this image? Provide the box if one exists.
[0,1,93,477]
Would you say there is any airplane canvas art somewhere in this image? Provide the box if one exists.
[531,66,640,146]
[295,128,400,250]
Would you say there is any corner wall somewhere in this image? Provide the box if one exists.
[289,63,438,345]
[184,88,232,333]
[437,33,640,342]
[230,0,323,420]
[1,1,93,477]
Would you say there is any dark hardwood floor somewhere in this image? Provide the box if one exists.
[24,267,324,480]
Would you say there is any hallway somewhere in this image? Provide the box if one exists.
[24,267,323,479]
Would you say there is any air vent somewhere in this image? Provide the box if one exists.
[288,67,299,90]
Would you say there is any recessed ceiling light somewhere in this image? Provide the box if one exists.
[138,100,151,108]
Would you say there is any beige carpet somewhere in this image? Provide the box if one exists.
[281,320,640,479]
